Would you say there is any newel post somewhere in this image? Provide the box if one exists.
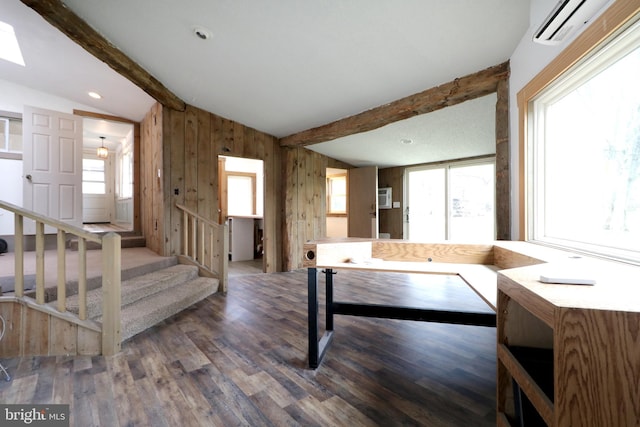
[101,232,121,356]
[220,222,229,294]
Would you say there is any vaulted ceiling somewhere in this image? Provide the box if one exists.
[1,0,531,166]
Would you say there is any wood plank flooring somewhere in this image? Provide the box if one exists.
[0,269,496,426]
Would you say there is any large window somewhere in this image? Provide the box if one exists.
[405,159,495,241]
[528,17,640,263]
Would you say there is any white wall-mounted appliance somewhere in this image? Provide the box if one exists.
[378,187,392,210]
[533,0,609,45]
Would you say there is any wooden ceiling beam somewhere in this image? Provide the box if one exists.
[21,0,186,112]
[280,61,509,147]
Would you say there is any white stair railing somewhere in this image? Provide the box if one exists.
[0,200,121,356]
[176,203,229,293]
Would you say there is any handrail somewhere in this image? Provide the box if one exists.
[175,203,221,229]
[0,200,121,356]
[176,203,229,292]
[0,200,101,243]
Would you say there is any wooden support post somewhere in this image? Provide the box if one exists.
[35,221,45,304]
[182,210,188,255]
[57,229,66,312]
[208,226,214,271]
[191,216,197,259]
[220,223,229,293]
[14,215,24,297]
[78,238,87,320]
[101,232,121,356]
[199,221,205,265]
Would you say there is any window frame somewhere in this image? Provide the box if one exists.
[82,157,107,195]
[326,173,347,216]
[0,110,22,160]
[518,2,640,264]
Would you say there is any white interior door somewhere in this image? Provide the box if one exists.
[23,106,83,233]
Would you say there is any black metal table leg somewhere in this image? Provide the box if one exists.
[308,267,319,368]
[325,268,335,332]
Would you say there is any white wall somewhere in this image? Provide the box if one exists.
[508,0,613,239]
[326,217,348,238]
[0,158,24,234]
[0,78,111,235]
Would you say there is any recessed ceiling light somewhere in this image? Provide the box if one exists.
[400,138,413,145]
[193,26,212,40]
[88,91,102,99]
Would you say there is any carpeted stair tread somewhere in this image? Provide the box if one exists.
[65,264,199,318]
[99,276,218,341]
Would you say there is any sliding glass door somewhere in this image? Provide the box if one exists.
[405,160,495,241]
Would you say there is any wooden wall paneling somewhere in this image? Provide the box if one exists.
[212,115,223,224]
[140,101,284,271]
[145,104,160,252]
[49,315,77,356]
[495,78,510,240]
[184,106,199,212]
[0,302,22,357]
[302,151,315,241]
[76,326,101,356]
[296,148,308,268]
[167,108,185,256]
[263,134,281,272]
[142,103,162,255]
[233,121,245,155]
[272,137,283,272]
[23,308,49,356]
[254,130,265,161]
[197,109,212,262]
[222,118,234,153]
[282,147,298,271]
[197,110,212,220]
[314,153,327,239]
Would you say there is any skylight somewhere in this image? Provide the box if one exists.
[0,21,25,66]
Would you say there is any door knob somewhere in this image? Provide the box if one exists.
[26,174,32,181]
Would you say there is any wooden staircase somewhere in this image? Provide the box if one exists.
[0,199,227,357]
[63,263,218,341]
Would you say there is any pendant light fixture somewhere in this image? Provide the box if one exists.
[97,136,108,159]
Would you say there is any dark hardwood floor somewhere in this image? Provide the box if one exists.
[0,269,497,426]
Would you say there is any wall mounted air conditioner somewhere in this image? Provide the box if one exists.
[378,187,392,209]
[533,0,609,45]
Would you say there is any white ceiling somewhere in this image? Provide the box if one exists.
[311,93,498,168]
[1,0,530,167]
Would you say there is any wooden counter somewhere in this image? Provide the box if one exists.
[304,238,640,425]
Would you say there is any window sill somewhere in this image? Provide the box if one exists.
[0,152,22,160]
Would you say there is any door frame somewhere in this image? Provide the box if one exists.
[73,110,141,233]
[404,157,497,241]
